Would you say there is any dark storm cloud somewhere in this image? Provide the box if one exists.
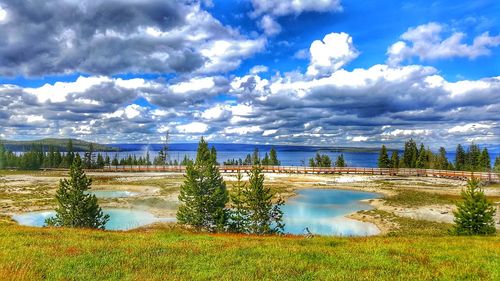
[0,0,263,76]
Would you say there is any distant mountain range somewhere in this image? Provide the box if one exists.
[0,138,119,152]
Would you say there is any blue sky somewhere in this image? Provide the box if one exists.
[0,0,499,148]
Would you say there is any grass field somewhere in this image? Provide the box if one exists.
[0,218,498,281]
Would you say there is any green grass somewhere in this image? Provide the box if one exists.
[384,189,460,207]
[0,219,498,281]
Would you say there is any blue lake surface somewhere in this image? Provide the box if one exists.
[282,189,381,236]
[12,209,175,230]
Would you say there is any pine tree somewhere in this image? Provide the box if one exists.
[452,178,496,235]
[335,154,346,167]
[390,151,399,169]
[96,153,105,169]
[0,143,6,169]
[466,143,481,171]
[269,147,280,165]
[245,165,284,235]
[262,152,270,165]
[112,154,119,167]
[494,156,500,172]
[378,145,390,168]
[478,148,491,171]
[403,139,418,168]
[45,155,109,229]
[252,147,260,165]
[64,140,75,168]
[228,170,249,233]
[177,138,229,232]
[455,144,466,170]
[436,147,449,170]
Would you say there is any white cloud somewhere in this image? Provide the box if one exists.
[250,65,269,74]
[25,76,110,103]
[259,15,281,36]
[387,22,500,64]
[351,136,369,142]
[262,129,278,136]
[448,123,492,133]
[201,105,229,121]
[176,122,208,134]
[307,32,359,77]
[251,0,342,17]
[0,6,7,22]
[225,126,262,135]
[382,129,432,137]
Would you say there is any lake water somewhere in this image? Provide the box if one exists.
[87,190,138,198]
[12,208,175,230]
[282,189,381,236]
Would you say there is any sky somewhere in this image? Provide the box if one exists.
[0,0,499,149]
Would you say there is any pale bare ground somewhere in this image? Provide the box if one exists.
[2,171,499,232]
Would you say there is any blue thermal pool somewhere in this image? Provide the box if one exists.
[12,208,175,230]
[281,189,381,236]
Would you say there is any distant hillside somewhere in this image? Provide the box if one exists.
[0,138,119,152]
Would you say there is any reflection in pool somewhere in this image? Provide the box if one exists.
[282,189,381,236]
[12,208,175,230]
[86,190,138,198]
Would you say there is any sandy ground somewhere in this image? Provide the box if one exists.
[1,171,499,233]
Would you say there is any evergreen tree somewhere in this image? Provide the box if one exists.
[243,154,252,165]
[390,151,399,169]
[378,145,390,168]
[478,148,491,171]
[112,154,119,167]
[309,152,332,167]
[269,147,280,166]
[335,154,346,167]
[494,156,500,172]
[436,147,449,170]
[96,153,105,169]
[64,140,75,168]
[451,178,496,235]
[104,154,110,166]
[228,170,249,233]
[455,144,466,170]
[177,138,229,232]
[210,146,219,165]
[415,143,427,168]
[252,147,260,165]
[403,139,418,168]
[262,152,270,165]
[244,165,284,235]
[83,143,94,169]
[466,143,481,171]
[45,155,109,229]
[0,143,6,169]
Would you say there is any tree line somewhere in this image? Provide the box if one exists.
[223,147,280,166]
[308,152,346,168]
[377,139,498,172]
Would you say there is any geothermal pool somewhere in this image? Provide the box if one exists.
[12,208,175,230]
[13,189,380,235]
[282,189,381,236]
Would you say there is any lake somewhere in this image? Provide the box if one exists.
[282,189,381,236]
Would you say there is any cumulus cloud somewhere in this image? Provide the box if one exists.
[176,122,209,134]
[0,0,265,76]
[387,22,500,65]
[307,32,359,77]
